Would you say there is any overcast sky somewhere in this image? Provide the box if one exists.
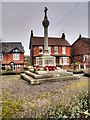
[1,1,89,55]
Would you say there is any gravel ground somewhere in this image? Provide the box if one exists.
[2,74,88,99]
[2,74,88,118]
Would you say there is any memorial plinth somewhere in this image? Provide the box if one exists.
[37,54,56,67]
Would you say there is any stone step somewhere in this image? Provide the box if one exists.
[20,73,80,85]
[38,75,80,83]
[25,71,42,79]
[20,73,40,85]
[25,71,52,79]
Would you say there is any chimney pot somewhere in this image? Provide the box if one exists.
[62,33,65,39]
[31,30,33,38]
[79,34,81,38]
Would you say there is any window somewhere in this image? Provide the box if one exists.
[54,46,58,54]
[62,47,66,54]
[48,46,51,54]
[36,57,39,65]
[2,64,5,70]
[13,48,20,53]
[0,53,3,60]
[39,46,43,54]
[59,57,63,65]
[17,65,20,70]
[38,58,42,65]
[0,64,1,70]
[13,53,20,60]
[63,57,68,65]
[83,55,87,62]
[10,62,15,70]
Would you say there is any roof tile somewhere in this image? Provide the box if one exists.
[30,36,70,47]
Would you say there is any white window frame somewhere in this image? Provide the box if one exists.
[36,57,39,65]
[83,55,87,62]
[63,57,68,65]
[48,46,51,54]
[13,53,20,60]
[62,47,66,54]
[17,65,20,70]
[0,53,3,60]
[54,46,58,54]
[13,48,20,52]
[59,57,63,65]
[39,46,43,54]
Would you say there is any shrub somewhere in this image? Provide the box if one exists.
[41,91,89,119]
[6,68,13,72]
[56,64,62,68]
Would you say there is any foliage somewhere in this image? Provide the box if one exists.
[42,91,89,119]
[56,64,62,68]
[71,60,78,70]
[33,65,57,71]
[44,66,57,71]
[6,68,13,72]
[2,98,22,118]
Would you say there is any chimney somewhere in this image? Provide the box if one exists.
[31,30,33,38]
[62,33,65,39]
[79,34,82,38]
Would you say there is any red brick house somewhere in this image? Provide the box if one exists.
[29,31,71,69]
[71,35,90,68]
[0,42,24,71]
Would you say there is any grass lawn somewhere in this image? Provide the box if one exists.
[1,74,89,119]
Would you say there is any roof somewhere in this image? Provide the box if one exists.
[1,60,24,65]
[0,42,24,53]
[34,53,70,57]
[72,37,90,46]
[29,36,70,49]
[82,37,90,44]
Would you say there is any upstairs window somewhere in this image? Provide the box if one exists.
[39,46,43,54]
[83,55,87,62]
[0,53,3,61]
[13,48,20,53]
[54,46,58,54]
[13,53,20,60]
[62,47,66,54]
[48,46,51,54]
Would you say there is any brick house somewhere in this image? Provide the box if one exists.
[0,42,24,71]
[71,35,90,68]
[29,31,71,69]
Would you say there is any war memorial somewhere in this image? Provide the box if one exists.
[21,7,80,85]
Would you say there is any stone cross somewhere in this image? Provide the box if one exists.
[44,7,48,17]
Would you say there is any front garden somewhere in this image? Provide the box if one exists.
[1,74,89,119]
